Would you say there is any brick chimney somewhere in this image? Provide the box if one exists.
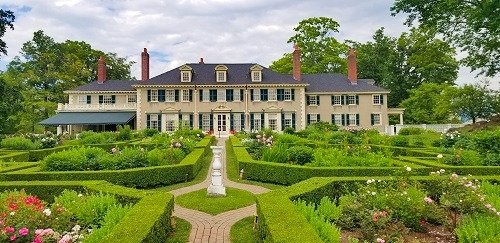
[347,48,357,85]
[292,44,301,81]
[97,56,106,84]
[141,48,150,81]
[199,57,204,64]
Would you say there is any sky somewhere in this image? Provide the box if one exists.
[1,0,498,89]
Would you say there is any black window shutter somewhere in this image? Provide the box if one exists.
[261,114,265,129]
[227,89,233,101]
[306,96,310,105]
[331,96,334,105]
[199,89,203,101]
[307,114,311,125]
[158,90,165,102]
[317,114,321,122]
[198,114,203,129]
[316,96,320,105]
[175,90,180,102]
[158,114,162,131]
[230,114,234,130]
[189,114,193,129]
[341,114,346,126]
[111,95,116,104]
[261,89,268,101]
[291,89,295,100]
[250,114,254,130]
[209,114,214,130]
[189,90,193,102]
[341,95,346,105]
[146,114,151,129]
[380,95,384,104]
[250,89,254,101]
[277,89,284,101]
[147,90,151,102]
[86,95,91,104]
[281,113,285,130]
[179,114,182,123]
[241,114,245,130]
[331,114,335,124]
[356,114,360,126]
[240,89,244,101]
[292,113,296,130]
[355,95,359,105]
[371,114,375,125]
[98,95,103,104]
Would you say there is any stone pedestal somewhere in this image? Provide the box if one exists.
[207,146,226,196]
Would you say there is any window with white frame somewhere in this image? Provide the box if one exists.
[332,95,341,105]
[165,114,177,132]
[284,113,293,128]
[252,71,261,82]
[253,114,262,131]
[181,90,190,102]
[180,114,190,128]
[332,114,342,126]
[202,90,209,102]
[166,90,175,102]
[373,95,382,105]
[102,95,113,104]
[268,113,278,131]
[348,95,357,105]
[309,114,319,124]
[78,95,87,104]
[149,115,159,130]
[233,89,241,101]
[284,89,292,101]
[233,113,242,131]
[202,114,211,131]
[217,89,226,101]
[348,114,358,126]
[308,96,318,105]
[181,71,191,82]
[372,113,381,125]
[150,90,158,102]
[268,89,277,101]
[127,95,137,103]
[217,71,226,82]
[253,89,260,101]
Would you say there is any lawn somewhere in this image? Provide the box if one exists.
[166,217,191,243]
[175,187,255,215]
[230,216,258,243]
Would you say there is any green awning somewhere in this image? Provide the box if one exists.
[40,112,136,126]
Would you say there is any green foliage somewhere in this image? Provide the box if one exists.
[79,131,118,144]
[283,127,295,134]
[0,9,15,55]
[288,145,314,165]
[147,148,185,166]
[444,150,482,166]
[230,216,259,243]
[451,83,498,123]
[401,83,456,124]
[1,136,40,150]
[116,125,132,141]
[391,135,409,147]
[262,143,289,164]
[142,128,160,137]
[84,204,131,243]
[310,147,394,167]
[455,214,500,243]
[294,199,341,243]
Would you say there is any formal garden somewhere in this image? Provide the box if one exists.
[0,123,499,242]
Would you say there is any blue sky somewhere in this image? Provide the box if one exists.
[1,0,498,89]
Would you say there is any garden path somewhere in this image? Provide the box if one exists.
[171,137,269,243]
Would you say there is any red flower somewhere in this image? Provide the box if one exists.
[4,226,15,234]
[8,203,17,211]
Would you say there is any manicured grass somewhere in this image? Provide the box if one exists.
[166,217,191,243]
[230,216,258,243]
[175,187,255,215]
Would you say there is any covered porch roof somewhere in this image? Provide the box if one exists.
[40,112,135,126]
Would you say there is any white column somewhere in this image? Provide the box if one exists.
[399,113,404,125]
[57,125,63,135]
[207,146,226,196]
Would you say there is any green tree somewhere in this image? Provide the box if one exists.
[451,82,497,123]
[401,83,456,124]
[3,30,134,132]
[391,0,500,76]
[353,27,459,107]
[0,9,15,55]
[270,17,348,74]
[0,72,21,134]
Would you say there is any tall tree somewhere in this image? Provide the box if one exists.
[451,82,497,123]
[270,17,348,74]
[353,27,459,107]
[3,30,134,132]
[391,0,500,76]
[0,9,15,56]
[0,72,21,134]
[401,83,456,124]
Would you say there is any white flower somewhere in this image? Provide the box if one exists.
[439,169,445,173]
[376,238,385,243]
[77,194,83,197]
[371,191,377,195]
[9,211,15,216]
[72,225,81,232]
[406,166,412,172]
[43,208,52,216]
[424,196,434,204]
[437,154,443,159]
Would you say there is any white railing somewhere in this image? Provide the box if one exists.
[57,103,137,111]
[385,124,466,135]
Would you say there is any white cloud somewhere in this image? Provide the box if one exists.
[1,0,497,90]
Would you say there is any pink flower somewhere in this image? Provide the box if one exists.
[9,234,16,241]
[42,228,54,236]
[35,229,43,235]
[376,238,385,243]
[19,227,29,236]
[486,204,493,209]
[4,226,15,234]
[424,196,434,204]
[58,235,71,243]
[32,235,42,243]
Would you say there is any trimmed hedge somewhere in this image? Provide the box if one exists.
[0,151,30,162]
[0,162,40,173]
[0,136,215,188]
[399,157,500,175]
[0,180,174,242]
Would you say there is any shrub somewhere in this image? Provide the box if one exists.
[329,131,349,144]
[275,133,305,145]
[262,144,289,164]
[483,153,500,166]
[79,131,108,144]
[470,130,500,154]
[444,150,482,166]
[83,204,131,243]
[1,137,40,150]
[142,128,160,137]
[283,127,295,134]
[399,127,426,135]
[42,147,99,171]
[310,147,394,167]
[113,147,148,170]
[116,125,132,141]
[294,199,341,243]
[455,214,500,242]
[391,135,409,147]
[288,145,314,165]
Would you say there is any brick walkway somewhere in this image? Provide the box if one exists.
[171,137,269,243]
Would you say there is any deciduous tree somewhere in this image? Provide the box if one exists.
[0,9,15,56]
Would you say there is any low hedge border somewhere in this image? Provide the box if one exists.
[0,162,40,173]
[256,175,500,242]
[0,136,215,188]
[0,151,30,162]
[399,157,500,175]
[0,180,174,242]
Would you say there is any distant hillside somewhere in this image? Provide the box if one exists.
[451,115,500,133]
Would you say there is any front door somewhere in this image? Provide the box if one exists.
[215,114,229,137]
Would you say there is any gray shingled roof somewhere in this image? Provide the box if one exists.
[303,74,388,93]
[69,80,137,91]
[139,63,300,85]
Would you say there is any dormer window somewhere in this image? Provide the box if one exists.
[179,64,193,82]
[250,64,263,82]
[215,65,228,83]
